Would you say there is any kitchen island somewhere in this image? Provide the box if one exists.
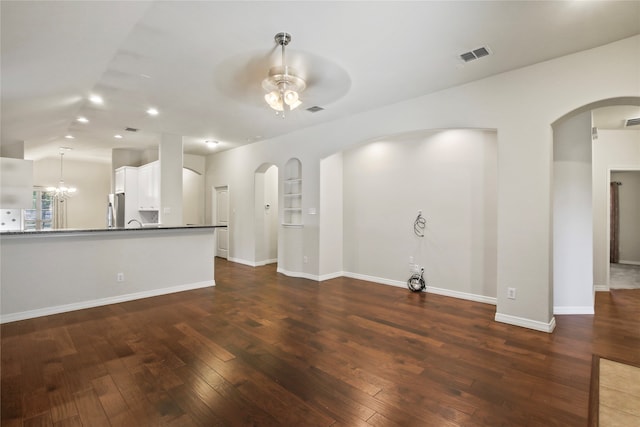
[0,225,225,323]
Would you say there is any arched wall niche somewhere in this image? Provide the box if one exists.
[336,127,499,301]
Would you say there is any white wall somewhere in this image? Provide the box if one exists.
[33,157,110,229]
[319,152,343,279]
[612,171,640,264]
[264,166,278,262]
[159,134,183,226]
[183,168,204,225]
[1,228,216,322]
[592,129,640,288]
[184,152,206,226]
[342,130,497,300]
[205,35,640,331]
[253,164,279,265]
[552,111,593,313]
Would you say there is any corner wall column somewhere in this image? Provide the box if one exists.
[160,134,183,226]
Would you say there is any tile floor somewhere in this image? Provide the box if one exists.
[609,263,640,289]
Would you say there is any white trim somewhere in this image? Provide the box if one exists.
[318,271,345,281]
[343,271,497,305]
[595,284,610,292]
[553,306,594,315]
[255,258,277,266]
[0,281,215,324]
[343,271,405,288]
[619,260,640,266]
[426,286,497,305]
[276,267,318,281]
[495,312,556,333]
[228,256,258,267]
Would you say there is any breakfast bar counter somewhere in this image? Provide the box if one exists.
[0,225,226,323]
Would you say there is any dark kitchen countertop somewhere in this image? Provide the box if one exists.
[0,224,227,236]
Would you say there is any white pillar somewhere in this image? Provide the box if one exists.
[159,134,183,226]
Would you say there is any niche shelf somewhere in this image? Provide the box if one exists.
[282,158,302,227]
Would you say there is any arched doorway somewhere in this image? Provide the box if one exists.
[552,96,640,313]
[254,164,279,266]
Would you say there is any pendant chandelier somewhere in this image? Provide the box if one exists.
[46,150,77,198]
[262,32,306,117]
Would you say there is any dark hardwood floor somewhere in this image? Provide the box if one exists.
[2,258,639,426]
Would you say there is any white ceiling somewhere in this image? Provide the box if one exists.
[2,1,639,163]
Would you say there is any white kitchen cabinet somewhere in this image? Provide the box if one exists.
[114,166,137,194]
[138,161,160,211]
[0,157,33,209]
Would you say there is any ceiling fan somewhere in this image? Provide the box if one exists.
[262,32,306,117]
[213,32,350,115]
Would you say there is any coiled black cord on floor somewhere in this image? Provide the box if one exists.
[407,268,426,292]
[414,212,426,237]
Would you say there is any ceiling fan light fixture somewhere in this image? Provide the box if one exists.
[262,32,306,116]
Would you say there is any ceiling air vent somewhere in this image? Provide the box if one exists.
[306,106,324,113]
[124,127,138,132]
[625,117,640,127]
[460,46,491,63]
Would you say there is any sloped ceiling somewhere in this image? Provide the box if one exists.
[2,1,639,162]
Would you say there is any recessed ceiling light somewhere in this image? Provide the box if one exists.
[64,135,74,139]
[205,140,219,147]
[77,116,89,123]
[114,134,123,139]
[89,95,103,104]
[146,108,159,116]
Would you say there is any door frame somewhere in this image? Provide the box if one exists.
[606,167,640,288]
[212,185,229,259]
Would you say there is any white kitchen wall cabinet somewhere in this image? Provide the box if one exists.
[0,157,33,209]
[138,161,160,211]
[114,166,138,194]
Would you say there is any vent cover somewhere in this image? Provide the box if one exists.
[625,117,640,127]
[306,106,324,113]
[124,127,138,132]
[460,46,491,63]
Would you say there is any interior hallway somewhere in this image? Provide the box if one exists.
[610,263,640,289]
[2,258,639,426]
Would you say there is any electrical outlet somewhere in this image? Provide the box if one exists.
[409,256,414,264]
[507,287,516,300]
[117,272,125,282]
[303,256,308,264]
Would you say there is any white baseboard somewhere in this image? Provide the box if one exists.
[553,306,594,315]
[619,260,640,266]
[426,286,497,305]
[228,257,258,267]
[318,271,345,281]
[343,272,497,305]
[276,267,319,281]
[343,271,406,288]
[0,281,215,324]
[255,258,277,266]
[594,285,610,292]
[495,312,556,333]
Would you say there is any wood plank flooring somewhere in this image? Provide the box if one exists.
[2,258,639,426]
